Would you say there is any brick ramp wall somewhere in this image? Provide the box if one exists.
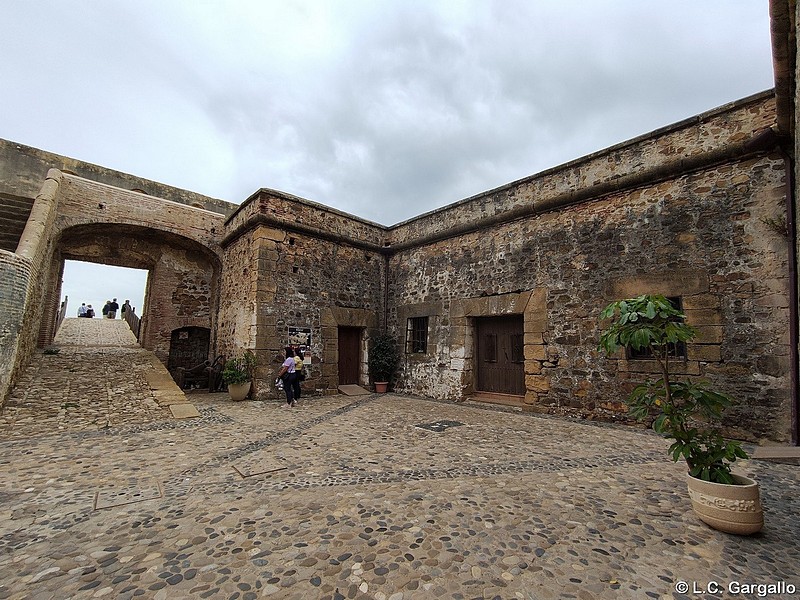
[0,194,33,252]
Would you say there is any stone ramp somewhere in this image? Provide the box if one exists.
[58,317,199,415]
[54,316,139,346]
[0,319,198,438]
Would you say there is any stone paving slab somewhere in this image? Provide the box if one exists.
[170,403,201,419]
[339,384,371,396]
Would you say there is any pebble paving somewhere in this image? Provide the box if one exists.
[0,319,798,599]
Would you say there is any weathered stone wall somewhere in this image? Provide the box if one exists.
[0,138,235,216]
[217,227,258,358]
[42,174,225,367]
[0,170,63,407]
[225,189,387,248]
[220,191,386,399]
[389,91,777,247]
[0,251,33,404]
[387,95,791,442]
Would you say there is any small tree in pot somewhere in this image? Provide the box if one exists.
[222,351,256,401]
[368,332,399,393]
[599,294,762,534]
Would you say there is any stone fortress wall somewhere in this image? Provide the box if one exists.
[385,92,791,442]
[0,90,794,442]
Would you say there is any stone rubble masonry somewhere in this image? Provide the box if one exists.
[47,175,226,365]
[386,92,790,442]
[0,169,63,412]
[0,91,793,443]
[0,137,235,216]
[219,192,386,399]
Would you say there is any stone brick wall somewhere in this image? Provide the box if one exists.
[220,191,386,399]
[0,138,235,216]
[0,170,63,407]
[0,251,33,405]
[388,91,777,248]
[386,95,790,442]
[40,174,225,367]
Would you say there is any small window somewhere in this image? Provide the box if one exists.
[628,296,687,360]
[406,317,429,354]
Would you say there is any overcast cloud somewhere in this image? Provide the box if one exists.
[1,1,775,311]
[2,0,774,224]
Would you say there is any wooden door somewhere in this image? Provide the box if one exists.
[338,326,361,385]
[475,316,525,396]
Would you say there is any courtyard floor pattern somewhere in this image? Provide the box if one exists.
[0,320,798,599]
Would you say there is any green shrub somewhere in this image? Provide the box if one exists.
[599,294,748,484]
[222,351,256,385]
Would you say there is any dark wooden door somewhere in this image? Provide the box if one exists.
[475,316,524,395]
[338,327,361,385]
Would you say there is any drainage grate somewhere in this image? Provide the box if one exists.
[415,420,465,433]
[94,479,163,510]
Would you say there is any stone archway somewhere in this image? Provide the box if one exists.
[45,223,223,367]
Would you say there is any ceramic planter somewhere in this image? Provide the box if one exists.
[374,382,388,393]
[227,381,251,401]
[686,473,763,535]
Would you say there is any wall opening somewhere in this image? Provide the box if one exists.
[61,260,149,321]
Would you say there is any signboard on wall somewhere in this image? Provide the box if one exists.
[288,326,312,348]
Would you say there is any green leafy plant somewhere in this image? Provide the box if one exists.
[222,351,256,386]
[599,294,748,484]
[368,333,400,383]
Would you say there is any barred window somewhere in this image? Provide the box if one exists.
[406,317,429,354]
[628,296,687,360]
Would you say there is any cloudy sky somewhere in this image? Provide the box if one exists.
[2,1,775,313]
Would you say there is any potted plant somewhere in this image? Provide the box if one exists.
[368,332,399,393]
[222,351,256,401]
[599,294,762,534]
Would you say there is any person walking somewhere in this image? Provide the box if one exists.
[108,298,119,319]
[121,300,131,319]
[292,348,304,401]
[77,303,87,317]
[276,347,297,407]
[86,305,95,318]
[101,301,111,319]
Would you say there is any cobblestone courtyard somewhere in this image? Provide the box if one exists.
[0,320,798,599]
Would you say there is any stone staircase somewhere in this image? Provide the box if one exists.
[0,194,34,252]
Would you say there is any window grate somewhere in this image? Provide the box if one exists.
[406,316,429,354]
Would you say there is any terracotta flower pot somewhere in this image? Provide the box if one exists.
[374,382,388,393]
[686,472,763,535]
[227,382,251,401]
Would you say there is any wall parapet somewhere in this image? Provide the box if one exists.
[387,91,777,248]
[223,189,388,250]
[0,250,34,407]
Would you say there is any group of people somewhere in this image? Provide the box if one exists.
[276,347,305,407]
[76,303,95,318]
[76,298,131,319]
